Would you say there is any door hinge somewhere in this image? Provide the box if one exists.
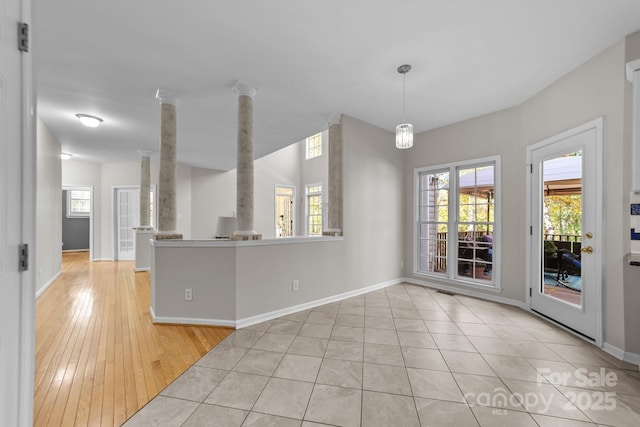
[18,22,29,52]
[529,288,532,297]
[528,164,532,173]
[19,244,29,272]
[530,225,533,235]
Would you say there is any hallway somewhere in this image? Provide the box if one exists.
[34,252,233,426]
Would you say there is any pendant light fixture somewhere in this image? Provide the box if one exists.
[396,64,413,149]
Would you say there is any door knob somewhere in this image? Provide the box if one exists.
[581,246,593,254]
[585,232,593,239]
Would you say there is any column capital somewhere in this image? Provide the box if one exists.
[138,149,152,157]
[232,81,258,98]
[327,113,342,127]
[155,89,180,106]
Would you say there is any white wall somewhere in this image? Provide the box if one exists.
[36,118,62,295]
[190,140,301,239]
[342,116,405,289]
[191,167,236,239]
[152,116,406,324]
[404,38,635,354]
[62,158,192,260]
[255,142,300,237]
[404,107,521,300]
[520,39,627,350]
[177,163,192,239]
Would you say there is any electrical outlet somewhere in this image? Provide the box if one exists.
[292,280,299,291]
[185,288,193,301]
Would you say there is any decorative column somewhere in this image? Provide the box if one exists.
[231,81,261,240]
[134,149,155,271]
[323,113,343,236]
[154,89,182,240]
[138,150,152,229]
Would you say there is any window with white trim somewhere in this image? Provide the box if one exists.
[67,189,91,217]
[305,133,322,159]
[306,184,322,235]
[415,157,499,287]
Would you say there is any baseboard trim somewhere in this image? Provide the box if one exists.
[91,258,113,262]
[236,278,402,329]
[403,276,527,310]
[603,342,640,366]
[36,270,62,299]
[147,279,401,329]
[625,351,640,366]
[62,249,89,253]
[149,306,235,328]
[134,267,150,272]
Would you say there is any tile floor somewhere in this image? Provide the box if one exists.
[123,284,640,427]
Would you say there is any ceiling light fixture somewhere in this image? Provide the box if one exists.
[396,64,413,149]
[75,113,103,128]
[60,152,73,160]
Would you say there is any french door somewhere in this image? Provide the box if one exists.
[115,188,140,260]
[528,118,603,342]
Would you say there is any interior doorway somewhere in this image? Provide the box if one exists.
[62,186,93,258]
[113,185,157,260]
[115,187,139,261]
[527,118,603,343]
[275,185,295,237]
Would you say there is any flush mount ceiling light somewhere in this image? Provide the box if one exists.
[60,152,73,160]
[75,113,103,128]
[396,64,413,149]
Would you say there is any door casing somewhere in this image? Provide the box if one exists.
[526,117,604,346]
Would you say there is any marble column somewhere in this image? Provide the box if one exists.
[324,113,343,236]
[154,89,182,240]
[138,150,152,229]
[231,81,261,240]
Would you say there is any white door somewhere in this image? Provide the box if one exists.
[529,119,603,342]
[116,188,139,260]
[1,0,35,425]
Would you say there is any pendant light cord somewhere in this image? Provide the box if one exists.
[403,72,406,123]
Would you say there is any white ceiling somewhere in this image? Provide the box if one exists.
[34,0,640,171]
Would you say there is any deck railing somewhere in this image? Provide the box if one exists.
[544,234,582,255]
[426,232,581,272]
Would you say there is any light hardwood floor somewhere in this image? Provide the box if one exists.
[34,252,233,427]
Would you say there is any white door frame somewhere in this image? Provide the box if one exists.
[526,117,604,346]
[62,185,94,260]
[113,185,139,261]
[1,0,35,424]
[274,184,296,237]
[112,185,157,260]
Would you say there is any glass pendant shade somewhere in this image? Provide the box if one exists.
[396,123,413,149]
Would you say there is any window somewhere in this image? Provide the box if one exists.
[415,157,499,287]
[305,133,322,159]
[67,189,91,217]
[418,170,449,275]
[306,184,322,235]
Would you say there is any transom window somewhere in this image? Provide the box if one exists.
[306,133,322,159]
[415,157,500,287]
